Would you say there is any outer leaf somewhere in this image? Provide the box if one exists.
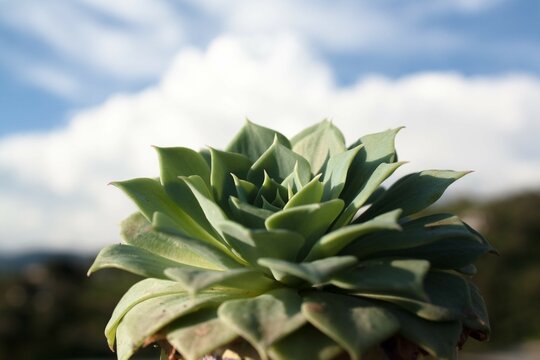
[257,256,357,285]
[387,305,461,360]
[218,288,306,360]
[291,120,347,174]
[248,139,311,186]
[116,291,236,360]
[120,212,224,270]
[164,267,272,295]
[152,212,242,266]
[154,146,211,188]
[305,210,402,261]
[111,178,221,247]
[228,197,274,228]
[465,282,490,341]
[210,148,252,210]
[269,325,344,360]
[219,221,305,267]
[302,291,399,360]
[104,278,186,349]
[343,213,489,264]
[180,175,228,237]
[357,170,470,221]
[358,272,473,322]
[284,174,323,209]
[322,144,363,201]
[265,199,344,255]
[166,308,238,360]
[330,259,430,300]
[227,119,291,162]
[333,162,405,229]
[341,127,403,204]
[87,244,182,279]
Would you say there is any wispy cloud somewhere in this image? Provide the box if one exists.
[1,35,539,252]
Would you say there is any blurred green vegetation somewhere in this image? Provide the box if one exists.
[0,191,539,358]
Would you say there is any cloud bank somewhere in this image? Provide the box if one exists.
[1,35,539,252]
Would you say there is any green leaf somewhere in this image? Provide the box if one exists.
[343,213,488,265]
[180,175,228,238]
[358,271,473,322]
[248,138,311,186]
[291,120,347,174]
[87,244,182,279]
[218,288,306,360]
[210,148,252,210]
[219,221,305,268]
[116,291,237,360]
[333,162,405,229]
[304,210,402,261]
[164,267,272,296]
[465,282,490,341]
[280,163,306,194]
[341,127,403,204]
[257,256,357,285]
[152,212,243,268]
[269,325,344,360]
[104,278,186,349]
[120,212,225,270]
[254,171,289,207]
[357,170,470,221]
[330,259,430,300]
[302,291,399,360]
[322,144,363,201]
[227,119,291,162]
[232,174,257,202]
[111,178,221,247]
[228,197,274,228]
[387,305,461,360]
[166,308,238,360]
[154,146,211,188]
[265,199,344,255]
[284,174,323,209]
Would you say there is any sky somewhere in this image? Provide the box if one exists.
[1,0,539,253]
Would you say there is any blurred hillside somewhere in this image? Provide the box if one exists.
[0,191,539,359]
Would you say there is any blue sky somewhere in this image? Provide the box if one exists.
[1,0,539,137]
[1,0,540,253]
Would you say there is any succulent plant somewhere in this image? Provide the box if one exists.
[89,120,495,360]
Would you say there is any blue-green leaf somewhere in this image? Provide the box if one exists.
[305,210,402,261]
[269,325,344,360]
[291,120,347,174]
[154,146,211,188]
[217,288,306,360]
[219,221,305,268]
[333,162,405,229]
[228,197,274,228]
[121,212,229,270]
[302,291,399,360]
[105,278,186,349]
[265,199,344,255]
[322,144,363,201]
[257,256,357,285]
[227,119,291,162]
[357,170,470,221]
[331,259,430,300]
[87,244,183,279]
[166,308,238,360]
[210,148,252,210]
[341,127,403,204]
[164,267,272,295]
[248,138,311,186]
[284,174,323,209]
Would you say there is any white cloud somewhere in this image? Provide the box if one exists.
[1,35,539,253]
[1,0,184,79]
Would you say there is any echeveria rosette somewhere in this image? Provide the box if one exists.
[89,120,496,360]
